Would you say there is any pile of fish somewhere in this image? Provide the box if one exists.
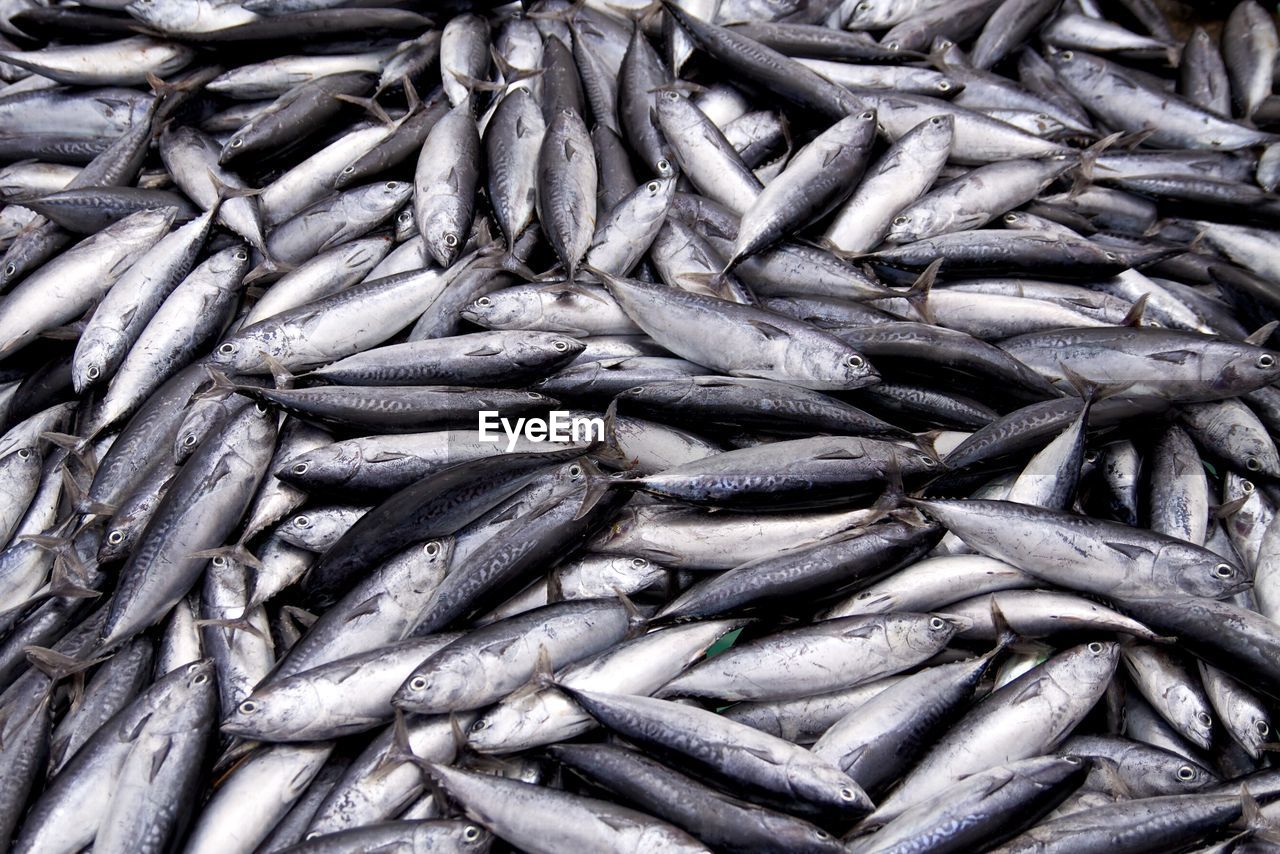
[3,0,1280,850]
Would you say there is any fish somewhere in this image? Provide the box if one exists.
[0,3,1278,851]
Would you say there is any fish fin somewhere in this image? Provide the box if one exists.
[1102,541,1153,561]
[370,709,418,780]
[199,366,242,400]
[1146,349,1197,365]
[1212,495,1250,519]
[573,460,615,521]
[206,168,260,200]
[1120,293,1149,327]
[189,544,263,570]
[148,736,173,782]
[334,93,394,126]
[903,258,940,325]
[256,351,295,389]
[546,570,565,605]
[194,616,270,644]
[1070,130,1124,193]
[244,259,292,285]
[490,46,543,87]
[464,345,503,356]
[593,398,630,467]
[281,604,318,628]
[1009,678,1045,705]
[24,646,106,680]
[811,445,866,461]
[614,588,647,636]
[452,71,506,94]
[989,597,1019,652]
[1245,320,1278,347]
[38,324,83,341]
[746,319,788,340]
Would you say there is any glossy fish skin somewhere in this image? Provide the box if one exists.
[602,272,879,391]
[0,207,173,357]
[552,744,845,854]
[98,404,276,650]
[416,101,480,268]
[395,599,634,714]
[813,653,995,794]
[729,110,877,268]
[266,181,411,268]
[616,375,909,439]
[485,87,545,251]
[847,756,1089,854]
[566,688,875,819]
[408,463,631,636]
[1115,597,1280,704]
[301,449,584,606]
[661,612,960,702]
[914,498,1248,600]
[1223,0,1278,121]
[656,89,761,217]
[659,519,939,620]
[220,71,375,164]
[428,763,704,854]
[871,642,1119,822]
[537,107,597,280]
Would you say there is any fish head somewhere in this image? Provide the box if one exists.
[788,760,874,818]
[417,822,491,851]
[72,336,112,394]
[789,339,880,391]
[1160,542,1250,598]
[461,290,534,329]
[1215,346,1280,397]
[911,612,968,651]
[1052,640,1120,691]
[885,208,931,244]
[98,519,141,565]
[421,206,467,268]
[126,0,200,30]
[394,656,472,715]
[512,333,585,367]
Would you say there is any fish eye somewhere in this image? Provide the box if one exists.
[294,515,310,528]
[409,676,428,691]
[1242,480,1256,494]
[919,455,937,467]
[892,215,908,226]
[342,165,355,174]
[86,365,101,379]
[292,463,309,475]
[218,343,236,355]
[424,541,440,556]
[860,110,874,120]
[1213,563,1234,578]
[239,700,258,714]
[937,82,951,91]
[1004,214,1018,223]
[646,181,660,193]
[192,672,209,685]
[399,210,412,222]
[929,116,943,125]
[470,719,489,731]
[1177,765,1195,780]
[553,340,570,352]
[856,1,869,9]
[663,90,679,101]
[16,448,29,459]
[254,403,269,415]
[475,296,492,308]
[1257,354,1275,368]
[1084,450,1099,463]
[1087,642,1105,654]
[884,41,899,50]
[212,555,227,567]
[656,159,672,174]
[1063,756,1083,765]
[3,264,14,276]
[384,181,397,190]
[183,434,197,446]
[815,831,832,840]
[231,138,243,148]
[1256,720,1270,735]
[463,826,482,841]
[846,354,865,368]
[1060,51,1074,60]
[631,557,648,568]
[1104,252,1119,262]
[444,233,459,247]
[1196,712,1211,726]
[929,616,946,630]
[108,530,125,545]
[839,787,857,801]
[569,464,583,477]
[234,249,248,261]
